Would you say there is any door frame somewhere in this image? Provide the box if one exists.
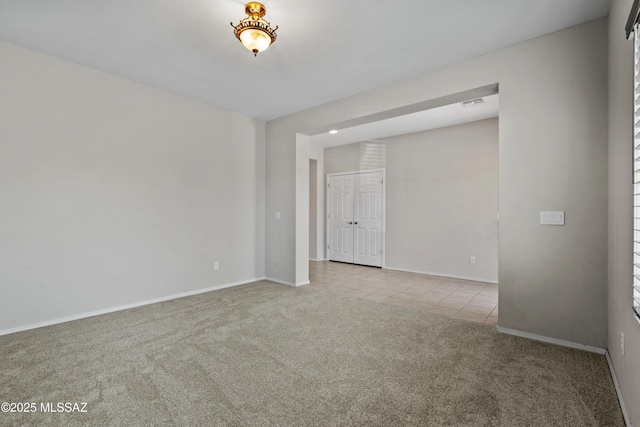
[326,168,386,267]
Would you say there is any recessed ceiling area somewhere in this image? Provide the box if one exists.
[0,1,611,120]
[310,94,499,149]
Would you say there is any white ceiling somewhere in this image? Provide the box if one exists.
[310,94,499,148]
[0,0,611,121]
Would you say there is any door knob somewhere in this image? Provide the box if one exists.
[347,221,353,224]
[354,222,358,225]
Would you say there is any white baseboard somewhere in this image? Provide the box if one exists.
[383,266,499,284]
[605,351,632,427]
[264,277,308,287]
[497,327,606,355]
[0,277,265,337]
[264,276,295,286]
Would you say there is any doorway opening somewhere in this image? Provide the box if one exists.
[304,89,499,325]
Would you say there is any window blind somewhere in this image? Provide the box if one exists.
[359,141,387,171]
[633,21,640,319]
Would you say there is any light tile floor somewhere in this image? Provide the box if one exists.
[309,261,498,326]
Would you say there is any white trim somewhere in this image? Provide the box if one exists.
[309,258,324,262]
[264,276,295,286]
[264,276,309,287]
[605,351,632,427]
[326,168,386,177]
[0,277,265,337]
[383,266,499,284]
[497,327,606,355]
[381,168,386,268]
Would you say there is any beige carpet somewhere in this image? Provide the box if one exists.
[0,281,624,426]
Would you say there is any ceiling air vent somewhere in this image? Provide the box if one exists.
[460,98,486,108]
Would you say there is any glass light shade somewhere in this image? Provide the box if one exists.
[239,28,272,54]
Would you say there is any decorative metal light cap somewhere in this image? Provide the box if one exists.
[230,2,278,56]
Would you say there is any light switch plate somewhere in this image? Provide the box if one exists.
[540,211,565,226]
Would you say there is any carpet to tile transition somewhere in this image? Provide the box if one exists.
[0,281,624,426]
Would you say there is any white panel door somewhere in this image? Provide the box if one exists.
[327,171,384,267]
[353,171,383,267]
[327,175,355,263]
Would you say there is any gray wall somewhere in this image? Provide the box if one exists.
[309,145,325,261]
[295,134,310,285]
[385,119,498,282]
[608,0,640,423]
[266,19,608,347]
[309,159,317,260]
[0,41,266,332]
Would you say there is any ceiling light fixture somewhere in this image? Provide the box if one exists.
[329,130,338,134]
[231,2,278,57]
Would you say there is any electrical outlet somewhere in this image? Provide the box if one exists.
[470,256,476,264]
[214,262,219,271]
[621,332,625,356]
